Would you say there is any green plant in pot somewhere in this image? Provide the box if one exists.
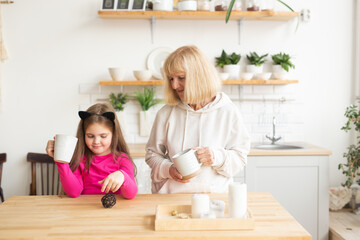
[339,100,360,188]
[109,92,129,132]
[215,50,241,80]
[135,87,162,137]
[271,52,295,79]
[109,92,129,112]
[246,52,268,74]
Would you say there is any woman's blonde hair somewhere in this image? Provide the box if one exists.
[163,45,221,105]
[70,103,136,176]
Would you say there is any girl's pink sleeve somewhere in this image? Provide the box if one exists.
[116,156,138,199]
[56,162,84,198]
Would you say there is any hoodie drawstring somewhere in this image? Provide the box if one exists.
[182,110,189,151]
[199,113,203,147]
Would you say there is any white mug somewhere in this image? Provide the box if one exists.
[172,148,201,180]
[54,134,78,163]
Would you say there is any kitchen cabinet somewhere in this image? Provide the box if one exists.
[99,79,299,86]
[243,154,329,240]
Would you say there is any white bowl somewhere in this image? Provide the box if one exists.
[240,72,254,80]
[133,70,152,81]
[256,72,272,80]
[109,67,126,81]
[219,72,230,80]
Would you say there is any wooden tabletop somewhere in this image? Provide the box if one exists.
[0,193,311,240]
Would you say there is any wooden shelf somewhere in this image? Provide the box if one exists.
[99,79,298,86]
[98,10,299,21]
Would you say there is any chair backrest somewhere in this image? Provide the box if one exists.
[27,152,61,195]
[0,153,6,202]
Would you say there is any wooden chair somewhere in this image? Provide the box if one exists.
[27,152,61,195]
[0,153,6,202]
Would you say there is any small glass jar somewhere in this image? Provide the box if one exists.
[260,0,274,11]
[246,0,260,11]
[197,0,210,11]
[214,0,227,11]
[233,0,242,11]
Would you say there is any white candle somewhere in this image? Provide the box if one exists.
[191,194,209,218]
[228,183,247,218]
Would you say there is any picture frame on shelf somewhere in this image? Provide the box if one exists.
[116,0,131,10]
[130,0,146,10]
[101,0,117,10]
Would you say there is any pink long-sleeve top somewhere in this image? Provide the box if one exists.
[56,153,137,199]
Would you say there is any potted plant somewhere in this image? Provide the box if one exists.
[134,87,162,137]
[339,101,360,188]
[246,51,268,74]
[338,100,360,211]
[109,92,129,132]
[215,50,241,80]
[271,52,295,80]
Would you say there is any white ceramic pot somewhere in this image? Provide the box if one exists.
[223,64,240,80]
[246,65,263,74]
[116,111,127,136]
[178,0,197,11]
[139,111,152,137]
[153,0,173,11]
[272,65,288,80]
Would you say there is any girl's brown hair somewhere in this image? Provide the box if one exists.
[70,103,136,176]
[163,45,221,105]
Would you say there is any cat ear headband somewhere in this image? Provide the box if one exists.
[78,111,115,122]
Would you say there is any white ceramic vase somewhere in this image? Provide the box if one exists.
[139,111,152,137]
[272,65,288,80]
[223,64,240,80]
[116,111,127,136]
[246,65,263,74]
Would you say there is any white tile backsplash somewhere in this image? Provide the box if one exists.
[79,83,303,145]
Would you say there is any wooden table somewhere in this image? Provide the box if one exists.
[0,193,311,240]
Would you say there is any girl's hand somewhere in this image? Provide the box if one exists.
[194,147,214,166]
[98,171,125,193]
[169,165,190,183]
[46,140,55,158]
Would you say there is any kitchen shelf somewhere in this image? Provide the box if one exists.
[98,10,299,21]
[99,79,298,86]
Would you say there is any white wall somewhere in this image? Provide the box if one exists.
[0,0,354,199]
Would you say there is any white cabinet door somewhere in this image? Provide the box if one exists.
[246,156,329,240]
[133,158,152,194]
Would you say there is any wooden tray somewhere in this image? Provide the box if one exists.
[155,204,254,231]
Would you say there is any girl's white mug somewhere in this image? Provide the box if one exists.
[172,148,201,180]
[54,134,78,163]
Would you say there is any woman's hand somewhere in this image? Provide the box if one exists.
[98,171,125,193]
[195,147,214,166]
[169,165,190,183]
[46,140,55,158]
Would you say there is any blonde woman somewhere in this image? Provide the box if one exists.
[145,45,250,194]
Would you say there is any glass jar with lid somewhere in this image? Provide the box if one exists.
[197,0,210,11]
[260,0,274,11]
[246,0,260,11]
[232,0,242,11]
[214,0,227,11]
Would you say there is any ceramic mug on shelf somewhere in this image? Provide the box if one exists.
[172,148,202,180]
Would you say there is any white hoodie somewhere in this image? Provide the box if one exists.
[145,92,250,193]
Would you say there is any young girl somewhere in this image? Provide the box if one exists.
[46,103,137,199]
